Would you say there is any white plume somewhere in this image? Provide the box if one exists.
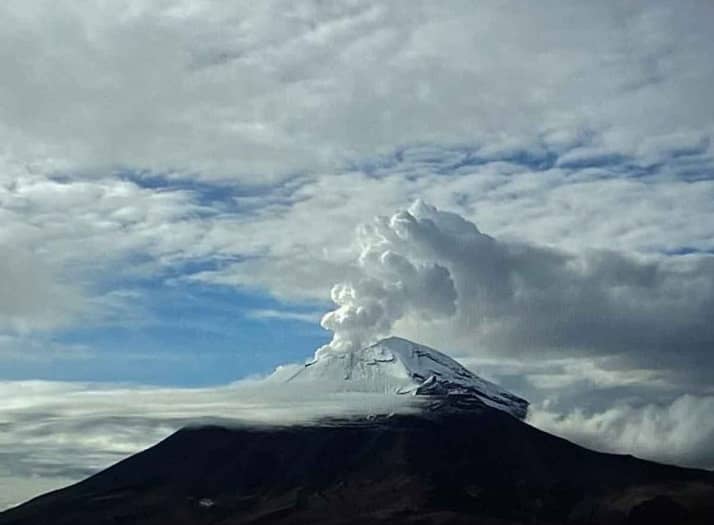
[317,200,458,358]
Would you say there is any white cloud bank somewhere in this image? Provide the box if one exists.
[2,378,713,510]
[0,379,419,509]
[529,395,714,470]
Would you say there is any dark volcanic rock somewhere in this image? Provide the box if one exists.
[627,495,689,524]
[2,406,713,524]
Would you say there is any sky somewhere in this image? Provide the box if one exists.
[1,0,714,509]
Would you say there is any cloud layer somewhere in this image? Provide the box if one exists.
[529,395,714,470]
[1,1,713,180]
[2,377,712,509]
[0,379,419,509]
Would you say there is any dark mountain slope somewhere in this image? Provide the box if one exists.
[2,405,713,524]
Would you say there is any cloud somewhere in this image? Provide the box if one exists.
[0,248,84,332]
[0,335,94,362]
[189,152,714,310]
[3,154,713,395]
[1,2,713,505]
[2,377,712,510]
[245,308,322,323]
[2,0,714,353]
[529,395,714,470]
[318,205,457,354]
[0,379,420,509]
[0,1,712,181]
[524,358,667,391]
[0,161,212,336]
[302,201,714,395]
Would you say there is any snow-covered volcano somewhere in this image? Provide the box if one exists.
[285,336,529,419]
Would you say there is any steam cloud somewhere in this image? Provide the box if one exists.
[0,379,421,510]
[317,199,714,386]
[318,200,460,356]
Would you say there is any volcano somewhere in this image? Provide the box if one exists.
[282,337,529,419]
[1,338,713,525]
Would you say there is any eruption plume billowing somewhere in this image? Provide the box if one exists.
[316,200,458,357]
[316,198,714,376]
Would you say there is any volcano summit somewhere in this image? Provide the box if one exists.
[283,336,529,419]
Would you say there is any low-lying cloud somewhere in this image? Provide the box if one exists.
[0,379,419,509]
[4,375,714,510]
[529,395,714,470]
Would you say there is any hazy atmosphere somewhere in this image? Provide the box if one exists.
[1,0,713,510]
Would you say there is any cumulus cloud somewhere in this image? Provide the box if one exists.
[529,395,714,470]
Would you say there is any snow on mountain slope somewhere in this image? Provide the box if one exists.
[284,337,529,419]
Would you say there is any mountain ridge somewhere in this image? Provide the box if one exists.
[2,405,713,524]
